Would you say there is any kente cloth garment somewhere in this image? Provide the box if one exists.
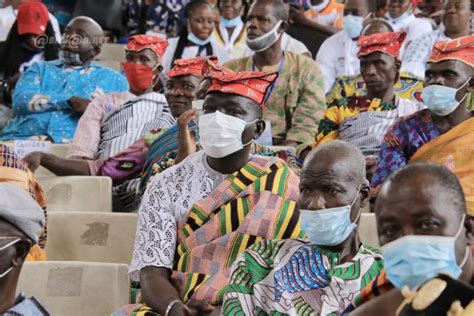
[224,52,326,144]
[4,293,49,316]
[401,29,450,79]
[67,91,135,159]
[127,34,168,57]
[0,144,47,261]
[314,96,421,156]
[304,0,344,29]
[128,151,304,305]
[125,0,187,38]
[95,92,174,159]
[316,31,360,93]
[372,110,474,214]
[325,72,424,107]
[0,60,129,143]
[222,239,384,315]
[343,270,393,313]
[357,32,407,59]
[427,34,474,66]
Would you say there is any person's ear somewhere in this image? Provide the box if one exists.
[93,46,101,58]
[465,214,474,246]
[280,20,289,33]
[11,240,32,267]
[254,119,266,140]
[359,181,371,209]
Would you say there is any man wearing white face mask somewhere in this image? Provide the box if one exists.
[385,0,432,57]
[316,0,369,93]
[346,163,473,314]
[124,69,304,316]
[222,140,383,315]
[0,183,47,315]
[372,35,474,213]
[225,0,326,147]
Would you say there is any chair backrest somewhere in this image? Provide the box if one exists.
[359,213,379,248]
[267,146,296,154]
[18,261,130,316]
[37,176,112,212]
[45,212,137,264]
[96,43,126,61]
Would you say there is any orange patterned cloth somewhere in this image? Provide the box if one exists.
[207,70,278,106]
[126,35,168,58]
[357,32,407,59]
[427,35,474,67]
[167,56,217,78]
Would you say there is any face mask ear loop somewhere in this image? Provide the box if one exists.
[0,238,20,251]
[0,266,14,279]
[351,185,363,224]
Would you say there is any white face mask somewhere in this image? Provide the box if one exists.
[0,238,20,279]
[198,111,255,158]
[246,20,283,53]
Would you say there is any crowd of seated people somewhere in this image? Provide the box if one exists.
[0,0,473,315]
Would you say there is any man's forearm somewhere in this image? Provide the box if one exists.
[140,267,184,316]
[40,153,91,176]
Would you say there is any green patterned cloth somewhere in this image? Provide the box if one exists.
[222,239,383,315]
[224,52,326,145]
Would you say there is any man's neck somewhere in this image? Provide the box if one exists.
[0,278,19,313]
[432,100,472,133]
[444,26,471,40]
[252,42,283,70]
[206,146,251,175]
[322,231,360,264]
[366,86,395,104]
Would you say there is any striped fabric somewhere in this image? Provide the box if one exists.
[97,92,175,159]
[171,157,304,303]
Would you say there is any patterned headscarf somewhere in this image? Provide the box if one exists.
[357,32,407,59]
[427,35,474,67]
[206,70,278,106]
[127,35,169,58]
[167,56,218,78]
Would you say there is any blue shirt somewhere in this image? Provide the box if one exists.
[0,60,129,143]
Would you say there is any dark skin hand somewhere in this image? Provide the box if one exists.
[175,109,198,164]
[424,60,474,134]
[140,91,264,314]
[299,149,370,263]
[68,96,91,114]
[22,152,90,176]
[289,5,339,35]
[354,172,474,314]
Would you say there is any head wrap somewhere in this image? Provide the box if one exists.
[127,35,168,59]
[207,70,278,106]
[17,1,50,36]
[0,145,47,248]
[427,35,474,67]
[167,56,217,78]
[0,183,45,244]
[357,32,407,59]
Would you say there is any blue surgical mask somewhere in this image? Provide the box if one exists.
[300,187,361,246]
[343,15,364,39]
[385,10,411,25]
[222,16,242,28]
[421,78,471,116]
[0,238,20,279]
[382,215,470,290]
[187,32,211,46]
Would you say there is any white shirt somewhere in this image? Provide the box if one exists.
[161,36,226,76]
[316,31,360,93]
[401,29,450,79]
[386,14,433,59]
[0,5,62,42]
[129,151,224,279]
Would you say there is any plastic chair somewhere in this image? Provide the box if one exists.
[45,212,137,264]
[17,261,130,316]
[37,176,113,212]
[359,213,379,248]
